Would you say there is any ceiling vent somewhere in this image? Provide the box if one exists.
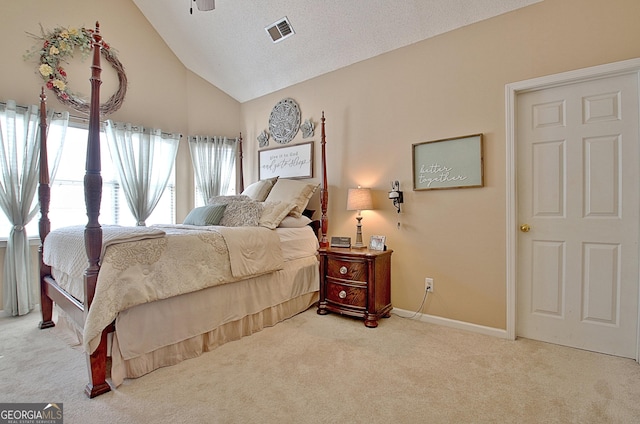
[265,17,295,43]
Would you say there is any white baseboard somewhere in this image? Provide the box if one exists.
[392,308,509,339]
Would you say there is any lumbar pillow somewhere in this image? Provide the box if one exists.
[259,201,296,229]
[183,204,227,226]
[264,179,319,218]
[241,177,279,201]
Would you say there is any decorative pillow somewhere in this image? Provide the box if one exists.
[264,179,319,218]
[207,194,251,205]
[183,204,227,226]
[219,200,263,227]
[278,215,312,228]
[241,177,278,202]
[259,201,296,229]
[302,209,315,219]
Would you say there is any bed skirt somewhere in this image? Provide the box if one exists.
[111,291,318,385]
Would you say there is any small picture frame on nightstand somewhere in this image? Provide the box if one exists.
[369,235,386,251]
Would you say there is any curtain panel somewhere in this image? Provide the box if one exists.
[0,100,68,316]
[104,121,180,226]
[188,136,237,204]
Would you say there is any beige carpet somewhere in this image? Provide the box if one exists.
[1,307,640,423]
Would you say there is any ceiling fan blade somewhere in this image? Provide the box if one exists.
[195,0,215,11]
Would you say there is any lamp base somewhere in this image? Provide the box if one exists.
[353,216,366,249]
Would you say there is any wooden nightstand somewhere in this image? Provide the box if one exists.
[317,247,392,327]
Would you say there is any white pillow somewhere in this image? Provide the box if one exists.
[278,215,312,228]
[241,177,278,201]
[264,179,319,218]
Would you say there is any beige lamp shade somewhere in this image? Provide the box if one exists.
[346,187,373,211]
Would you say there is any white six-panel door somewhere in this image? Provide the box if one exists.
[515,72,639,358]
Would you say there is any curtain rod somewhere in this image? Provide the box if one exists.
[187,135,241,141]
[0,100,37,112]
[1,100,182,138]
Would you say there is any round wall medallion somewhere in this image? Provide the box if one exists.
[269,98,300,144]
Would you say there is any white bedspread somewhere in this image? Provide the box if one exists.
[43,224,284,354]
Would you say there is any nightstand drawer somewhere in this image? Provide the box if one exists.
[326,280,366,308]
[326,257,367,282]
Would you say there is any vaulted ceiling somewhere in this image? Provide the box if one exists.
[132,0,541,103]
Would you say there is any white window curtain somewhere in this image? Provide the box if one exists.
[104,120,180,226]
[188,136,237,204]
[0,100,68,316]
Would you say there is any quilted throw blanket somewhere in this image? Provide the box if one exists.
[43,224,284,354]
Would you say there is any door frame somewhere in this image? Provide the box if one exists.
[505,58,640,362]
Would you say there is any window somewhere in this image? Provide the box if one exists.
[0,123,175,239]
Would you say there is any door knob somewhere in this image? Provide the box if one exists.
[520,224,531,232]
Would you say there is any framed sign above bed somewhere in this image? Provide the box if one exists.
[259,141,314,180]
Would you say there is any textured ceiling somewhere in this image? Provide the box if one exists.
[131,0,541,103]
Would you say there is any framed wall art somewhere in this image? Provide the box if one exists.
[259,141,314,180]
[412,134,484,190]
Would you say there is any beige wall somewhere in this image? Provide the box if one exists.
[240,0,640,329]
[2,0,639,331]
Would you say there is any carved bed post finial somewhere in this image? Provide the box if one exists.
[319,111,328,247]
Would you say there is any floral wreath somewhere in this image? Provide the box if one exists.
[25,24,127,116]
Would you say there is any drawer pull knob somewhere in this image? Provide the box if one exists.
[339,266,348,275]
[339,290,347,299]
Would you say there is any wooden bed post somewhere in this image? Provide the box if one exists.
[237,132,244,193]
[83,22,110,399]
[319,112,329,248]
[38,88,55,330]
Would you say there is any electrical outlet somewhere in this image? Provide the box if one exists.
[425,277,434,293]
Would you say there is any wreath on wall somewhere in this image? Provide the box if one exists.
[24,24,127,116]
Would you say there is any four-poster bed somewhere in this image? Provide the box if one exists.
[37,23,329,398]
